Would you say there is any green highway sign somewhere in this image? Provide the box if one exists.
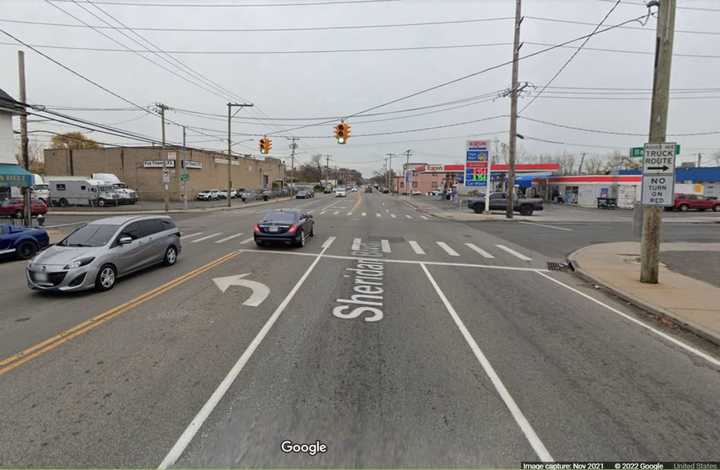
[631,144,680,158]
[180,173,189,182]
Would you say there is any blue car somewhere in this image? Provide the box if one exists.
[0,224,50,260]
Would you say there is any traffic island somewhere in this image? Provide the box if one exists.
[568,241,720,346]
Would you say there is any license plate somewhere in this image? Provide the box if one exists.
[268,226,279,233]
[35,272,48,282]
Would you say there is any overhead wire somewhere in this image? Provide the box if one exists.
[50,0,400,7]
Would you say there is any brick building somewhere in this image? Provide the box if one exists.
[44,146,284,201]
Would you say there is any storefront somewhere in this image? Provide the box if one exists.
[545,175,642,208]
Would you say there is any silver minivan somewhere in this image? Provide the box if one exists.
[27,215,181,292]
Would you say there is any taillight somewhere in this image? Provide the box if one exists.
[287,224,297,234]
[253,224,261,233]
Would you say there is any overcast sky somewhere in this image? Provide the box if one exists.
[1,0,719,176]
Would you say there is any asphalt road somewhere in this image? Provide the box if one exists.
[0,191,719,467]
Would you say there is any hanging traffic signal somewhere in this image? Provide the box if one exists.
[259,135,272,154]
[334,120,351,144]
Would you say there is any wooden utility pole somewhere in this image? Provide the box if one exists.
[227,102,253,207]
[385,153,394,191]
[325,155,330,187]
[18,51,31,227]
[506,0,522,219]
[289,137,298,193]
[156,103,170,212]
[182,125,186,147]
[640,0,676,284]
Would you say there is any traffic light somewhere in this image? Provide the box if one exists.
[334,120,351,144]
[259,135,272,154]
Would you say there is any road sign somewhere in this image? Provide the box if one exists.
[641,174,674,206]
[631,144,680,158]
[180,173,189,182]
[642,142,677,175]
[465,140,489,188]
[162,169,170,184]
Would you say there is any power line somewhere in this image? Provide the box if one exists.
[525,15,720,36]
[0,16,514,32]
[598,0,720,12]
[50,0,399,7]
[265,11,653,136]
[521,0,623,113]
[520,115,720,137]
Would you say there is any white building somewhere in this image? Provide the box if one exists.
[0,87,32,197]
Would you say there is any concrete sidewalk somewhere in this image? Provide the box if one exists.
[569,241,720,345]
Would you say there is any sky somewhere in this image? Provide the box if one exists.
[1,0,719,177]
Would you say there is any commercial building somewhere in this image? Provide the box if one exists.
[0,88,33,199]
[44,146,285,201]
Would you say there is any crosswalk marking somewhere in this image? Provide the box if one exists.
[436,241,460,256]
[376,213,382,218]
[240,237,255,244]
[405,214,413,219]
[320,211,327,215]
[351,238,361,251]
[180,232,203,239]
[214,233,245,244]
[465,243,494,258]
[333,211,340,215]
[390,214,397,218]
[385,209,390,212]
[347,211,353,216]
[421,215,429,220]
[381,239,391,253]
[496,244,532,261]
[408,241,425,255]
[192,232,223,243]
[362,212,367,217]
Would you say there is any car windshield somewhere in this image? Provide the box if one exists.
[261,211,298,224]
[58,224,118,247]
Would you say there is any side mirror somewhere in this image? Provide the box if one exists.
[118,236,133,245]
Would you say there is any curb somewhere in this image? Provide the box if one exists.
[567,249,720,347]
[47,197,296,216]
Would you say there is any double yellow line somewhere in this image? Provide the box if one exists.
[0,250,239,376]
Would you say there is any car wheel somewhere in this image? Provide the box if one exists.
[15,210,23,219]
[519,205,534,216]
[163,246,178,266]
[16,241,37,260]
[255,240,264,247]
[713,205,720,212]
[679,204,689,212]
[59,198,69,207]
[98,199,106,207]
[95,264,117,291]
[295,229,305,247]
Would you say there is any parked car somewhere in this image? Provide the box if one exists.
[467,192,544,216]
[26,215,181,292]
[351,187,358,192]
[196,189,218,201]
[323,187,333,194]
[260,189,277,200]
[240,190,265,202]
[253,209,314,247]
[0,223,49,260]
[295,189,312,199]
[0,197,48,219]
[91,173,138,204]
[31,174,50,204]
[335,187,347,197]
[216,190,229,199]
[672,194,720,212]
[365,186,373,193]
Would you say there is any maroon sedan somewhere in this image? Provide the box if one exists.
[0,197,48,219]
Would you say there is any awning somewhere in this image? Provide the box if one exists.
[515,172,553,188]
[0,164,33,187]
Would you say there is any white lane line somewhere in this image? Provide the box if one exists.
[381,239,391,253]
[390,214,397,218]
[362,212,367,217]
[420,263,553,462]
[405,214,413,219]
[385,208,390,212]
[421,215,429,220]
[496,244,532,261]
[180,232,204,239]
[535,271,720,368]
[347,211,353,216]
[158,237,337,469]
[191,232,223,243]
[436,241,460,257]
[214,233,244,244]
[320,211,327,215]
[240,237,254,244]
[519,222,573,232]
[408,240,426,255]
[376,213,382,218]
[351,238,362,251]
[333,211,340,215]
[465,243,495,259]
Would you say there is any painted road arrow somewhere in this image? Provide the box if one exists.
[647,165,671,172]
[213,273,269,307]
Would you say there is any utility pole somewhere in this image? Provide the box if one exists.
[640,0,676,284]
[325,155,330,187]
[578,152,587,174]
[156,103,170,213]
[696,153,702,168]
[385,153,394,192]
[289,137,298,194]
[227,102,253,207]
[182,125,186,147]
[403,149,413,197]
[506,0,522,219]
[18,51,31,227]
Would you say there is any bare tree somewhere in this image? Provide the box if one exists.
[583,156,606,175]
[713,150,720,166]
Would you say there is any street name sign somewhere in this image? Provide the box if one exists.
[631,144,680,158]
[641,142,676,206]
